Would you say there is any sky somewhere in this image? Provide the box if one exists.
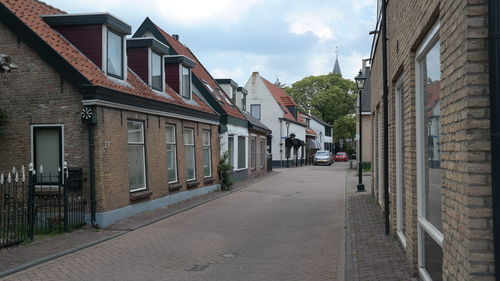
[43,0,377,87]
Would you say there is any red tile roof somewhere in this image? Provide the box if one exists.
[0,0,216,116]
[261,77,306,125]
[306,129,317,136]
[152,23,246,120]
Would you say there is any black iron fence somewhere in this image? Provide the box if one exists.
[0,163,86,248]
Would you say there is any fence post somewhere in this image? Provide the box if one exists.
[27,163,35,241]
[63,161,69,232]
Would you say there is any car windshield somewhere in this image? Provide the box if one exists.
[315,152,329,157]
[337,152,347,156]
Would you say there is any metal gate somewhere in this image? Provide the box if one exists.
[0,163,86,248]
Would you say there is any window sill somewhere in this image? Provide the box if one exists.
[233,168,248,172]
[168,182,182,192]
[130,190,152,201]
[203,177,215,185]
[186,180,200,189]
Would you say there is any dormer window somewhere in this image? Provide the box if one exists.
[164,55,195,100]
[126,38,169,91]
[107,29,124,79]
[181,66,191,99]
[42,13,131,81]
[151,51,163,91]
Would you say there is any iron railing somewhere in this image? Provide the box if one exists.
[0,163,86,248]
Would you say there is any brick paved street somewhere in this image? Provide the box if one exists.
[345,169,414,281]
[2,165,346,281]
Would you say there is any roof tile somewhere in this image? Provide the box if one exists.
[1,0,216,116]
[153,24,246,120]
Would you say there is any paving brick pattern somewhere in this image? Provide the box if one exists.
[346,171,414,281]
[1,166,345,281]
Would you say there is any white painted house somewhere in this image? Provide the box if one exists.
[305,114,333,152]
[244,72,307,166]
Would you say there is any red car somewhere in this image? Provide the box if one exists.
[334,152,349,162]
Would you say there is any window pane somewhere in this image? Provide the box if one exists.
[107,30,122,77]
[185,146,195,180]
[128,145,145,190]
[203,148,211,177]
[35,127,60,177]
[151,52,162,90]
[251,138,256,169]
[183,128,194,145]
[251,105,261,120]
[423,41,442,232]
[238,136,246,169]
[202,130,210,146]
[128,121,144,143]
[167,145,177,183]
[166,125,175,144]
[424,232,443,281]
[261,139,265,167]
[182,67,190,99]
[228,136,234,169]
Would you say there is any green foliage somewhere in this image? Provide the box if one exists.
[334,115,356,142]
[0,108,6,136]
[218,152,233,191]
[361,162,371,172]
[285,73,357,125]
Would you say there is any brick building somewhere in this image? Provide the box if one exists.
[132,19,268,184]
[0,0,222,227]
[368,0,497,280]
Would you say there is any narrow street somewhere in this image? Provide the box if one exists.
[2,164,348,281]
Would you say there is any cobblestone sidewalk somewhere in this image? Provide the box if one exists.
[345,170,414,281]
[0,172,277,277]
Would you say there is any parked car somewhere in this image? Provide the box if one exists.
[334,152,349,162]
[313,150,334,166]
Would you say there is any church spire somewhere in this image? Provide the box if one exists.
[332,46,342,77]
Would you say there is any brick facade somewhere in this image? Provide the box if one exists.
[0,18,221,224]
[369,0,494,279]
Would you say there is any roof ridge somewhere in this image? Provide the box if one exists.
[33,0,66,14]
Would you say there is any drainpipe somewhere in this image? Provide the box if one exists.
[88,124,97,228]
[82,105,98,228]
[381,0,390,235]
[488,0,500,277]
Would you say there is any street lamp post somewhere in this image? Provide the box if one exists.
[355,70,366,192]
[285,121,291,167]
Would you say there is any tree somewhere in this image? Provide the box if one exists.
[334,114,356,141]
[285,73,357,125]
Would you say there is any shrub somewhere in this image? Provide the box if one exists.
[361,162,371,172]
[218,152,233,191]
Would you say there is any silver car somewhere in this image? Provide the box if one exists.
[313,150,333,166]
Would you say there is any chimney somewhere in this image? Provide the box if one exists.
[172,34,179,41]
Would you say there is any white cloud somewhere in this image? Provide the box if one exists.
[286,15,334,41]
[152,0,264,25]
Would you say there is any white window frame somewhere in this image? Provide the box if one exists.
[395,76,406,248]
[228,135,235,170]
[180,66,192,100]
[30,124,64,184]
[250,104,261,120]
[202,129,212,178]
[184,128,196,181]
[250,136,256,170]
[415,21,443,281]
[150,50,164,92]
[236,135,247,170]
[166,124,178,184]
[260,137,266,168]
[128,120,147,192]
[106,27,125,80]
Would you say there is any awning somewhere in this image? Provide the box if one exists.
[306,138,321,149]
